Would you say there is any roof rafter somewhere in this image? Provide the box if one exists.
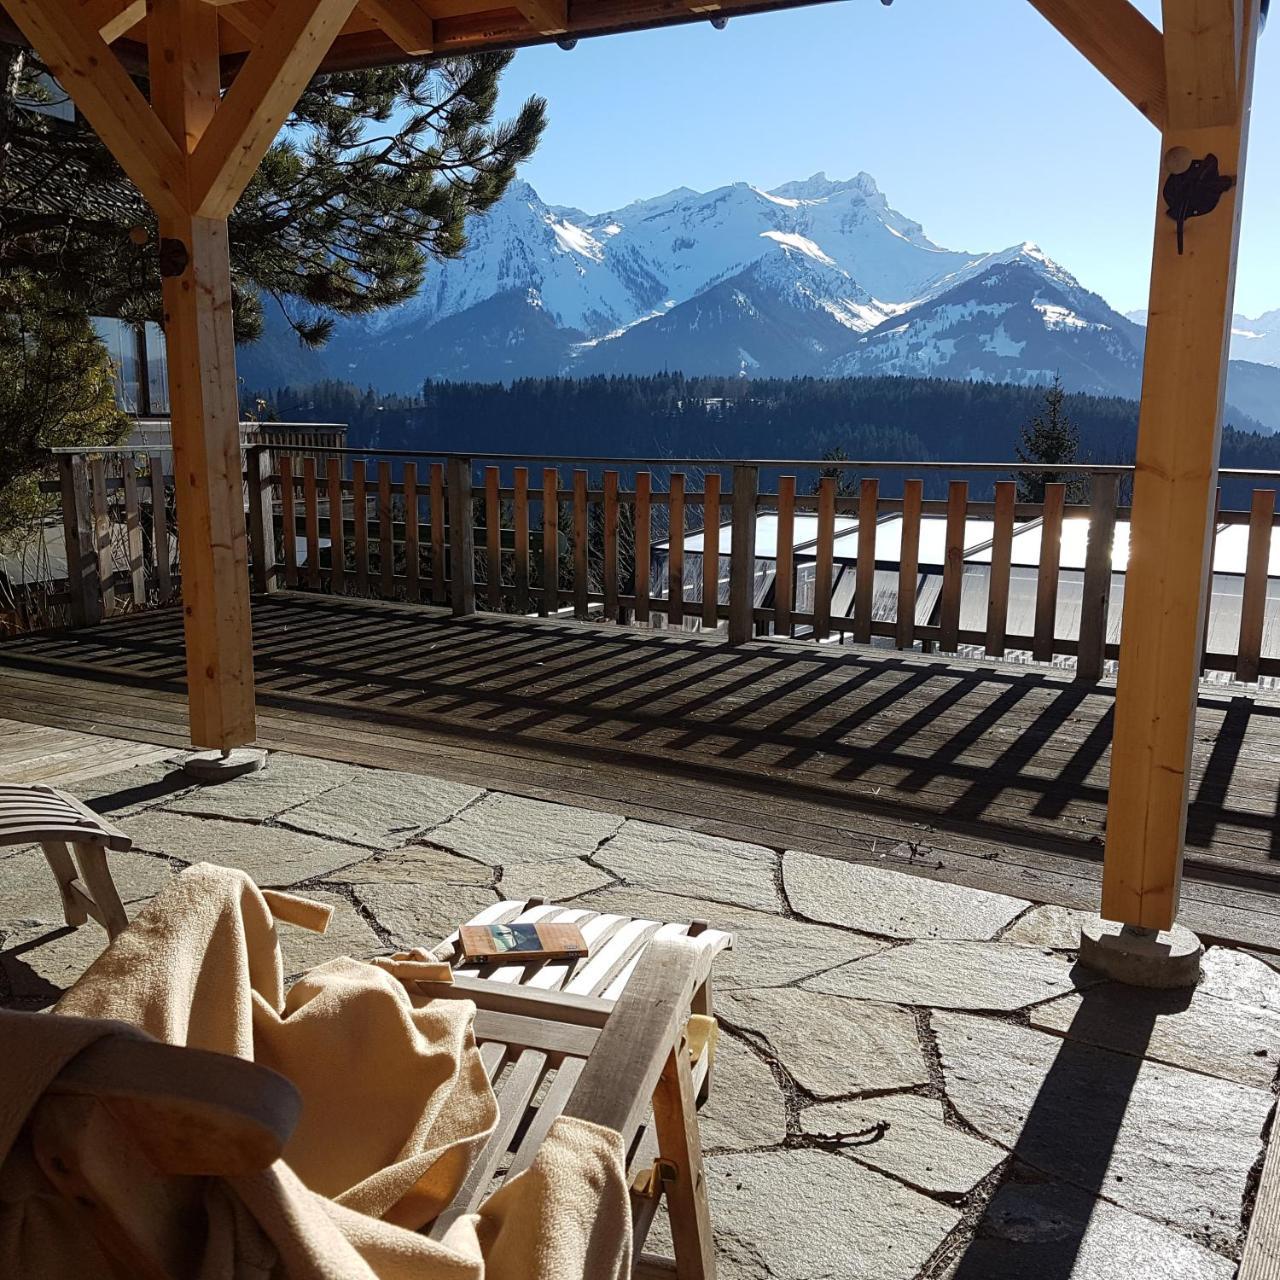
[359,0,435,53]
[1025,0,1168,129]
[79,0,146,43]
[511,0,568,36]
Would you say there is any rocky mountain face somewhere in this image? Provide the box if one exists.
[238,172,1280,432]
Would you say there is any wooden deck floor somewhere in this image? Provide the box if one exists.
[3,592,1280,947]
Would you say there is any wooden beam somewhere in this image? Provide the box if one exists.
[4,0,187,218]
[1163,0,1240,128]
[80,0,147,43]
[511,0,569,34]
[1101,0,1259,930]
[1024,0,1168,128]
[218,0,279,43]
[190,0,362,220]
[148,0,258,749]
[359,0,435,52]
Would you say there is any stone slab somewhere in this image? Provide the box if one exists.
[577,885,887,989]
[350,880,497,952]
[1199,946,1280,1015]
[701,1032,788,1153]
[1029,982,1280,1089]
[933,1011,1271,1253]
[801,1093,1005,1196]
[1002,904,1090,950]
[324,847,495,887]
[2,920,116,1004]
[0,847,176,927]
[594,821,782,913]
[497,857,615,902]
[783,850,1028,940]
[165,753,356,822]
[805,941,1090,1012]
[708,1149,960,1280]
[75,759,195,819]
[424,792,623,864]
[952,1179,1236,1279]
[278,768,482,850]
[719,986,927,1099]
[274,887,383,978]
[122,812,368,887]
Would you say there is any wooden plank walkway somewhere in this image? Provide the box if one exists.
[0,717,175,786]
[2,591,1280,947]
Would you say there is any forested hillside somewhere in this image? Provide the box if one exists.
[254,374,1280,499]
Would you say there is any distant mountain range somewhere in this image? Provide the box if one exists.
[238,172,1280,433]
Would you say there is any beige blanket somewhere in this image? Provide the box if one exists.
[0,862,631,1279]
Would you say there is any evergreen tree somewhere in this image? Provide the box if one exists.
[813,445,858,496]
[1015,375,1081,501]
[0,48,546,346]
[0,271,129,547]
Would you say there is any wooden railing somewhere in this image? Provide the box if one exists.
[27,447,1280,686]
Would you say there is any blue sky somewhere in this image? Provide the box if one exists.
[493,0,1278,317]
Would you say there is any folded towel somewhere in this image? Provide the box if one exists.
[0,862,630,1279]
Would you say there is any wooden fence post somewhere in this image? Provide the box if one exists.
[58,453,101,628]
[728,464,759,645]
[447,456,476,616]
[1077,471,1118,682]
[247,446,277,595]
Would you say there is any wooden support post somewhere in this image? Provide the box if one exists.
[447,457,476,617]
[1103,0,1260,931]
[728,464,759,645]
[58,454,101,628]
[247,446,276,594]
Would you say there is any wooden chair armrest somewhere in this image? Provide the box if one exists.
[562,936,704,1143]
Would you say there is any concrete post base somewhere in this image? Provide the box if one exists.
[182,748,268,785]
[1077,915,1202,989]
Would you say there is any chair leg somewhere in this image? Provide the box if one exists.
[40,842,89,928]
[72,843,129,938]
[652,1031,717,1280]
[691,978,714,1106]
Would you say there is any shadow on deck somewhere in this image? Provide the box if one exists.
[3,591,1280,946]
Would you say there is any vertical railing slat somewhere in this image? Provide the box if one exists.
[728,464,759,644]
[634,471,651,626]
[1201,486,1222,676]
[984,481,1016,657]
[59,454,100,627]
[485,466,502,610]
[430,462,446,605]
[447,457,476,616]
[668,472,685,628]
[1033,482,1065,662]
[541,467,558,617]
[939,480,967,652]
[280,454,298,589]
[403,462,418,603]
[378,461,394,598]
[1077,471,1119,682]
[90,456,114,616]
[150,452,172,604]
[896,479,922,650]
[814,476,836,642]
[514,466,530,614]
[1237,487,1275,683]
[853,478,878,645]
[122,458,146,606]
[774,475,795,639]
[603,470,619,621]
[304,457,321,590]
[573,469,589,620]
[328,457,346,596]
[701,473,720,630]
[352,460,368,595]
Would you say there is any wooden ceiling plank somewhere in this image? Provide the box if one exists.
[360,0,435,52]
[5,0,187,218]
[1162,0,1239,128]
[80,0,147,43]
[219,0,278,42]
[1025,0,1167,128]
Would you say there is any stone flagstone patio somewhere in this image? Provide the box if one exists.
[3,748,1278,1279]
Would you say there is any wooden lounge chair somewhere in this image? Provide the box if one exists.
[0,782,131,938]
[28,896,733,1279]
